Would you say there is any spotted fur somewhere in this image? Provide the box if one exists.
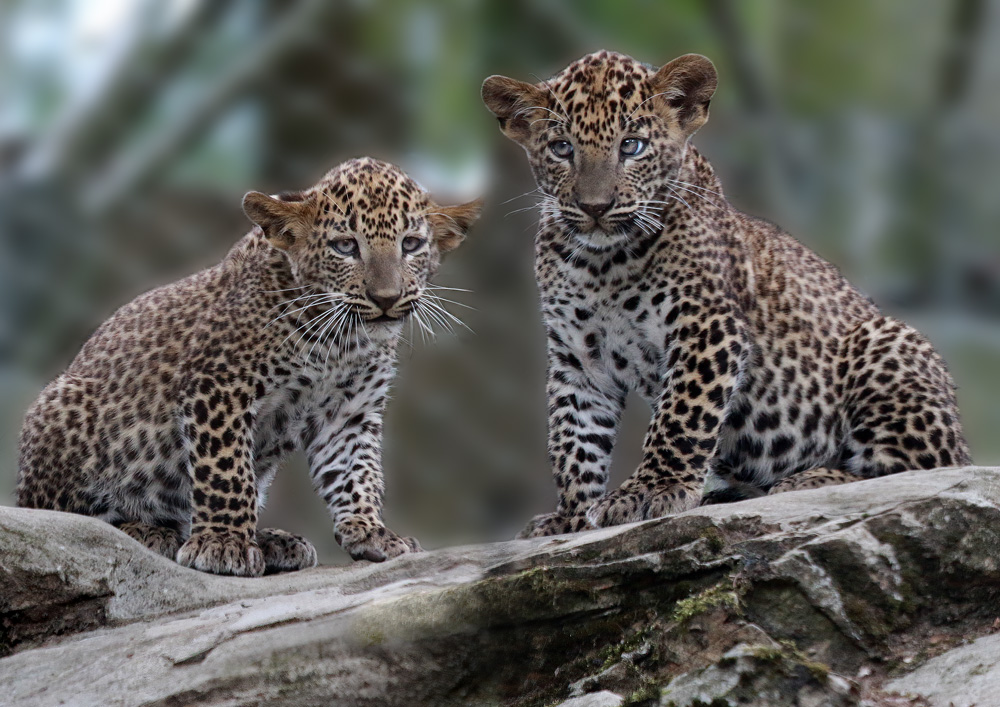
[483,51,971,536]
[17,157,481,575]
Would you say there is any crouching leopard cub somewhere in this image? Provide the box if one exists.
[17,157,481,575]
[482,51,971,537]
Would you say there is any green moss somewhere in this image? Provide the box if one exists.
[622,682,661,705]
[746,640,831,682]
[747,645,785,663]
[670,582,741,624]
[664,698,730,707]
[359,628,385,647]
[699,526,726,554]
[597,625,654,668]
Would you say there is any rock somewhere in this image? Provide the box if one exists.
[885,631,1000,707]
[659,642,855,707]
[1,467,999,706]
[555,691,624,707]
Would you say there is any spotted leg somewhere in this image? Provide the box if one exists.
[175,376,265,577]
[305,355,420,562]
[588,309,750,527]
[839,316,972,476]
[767,467,858,494]
[520,335,627,538]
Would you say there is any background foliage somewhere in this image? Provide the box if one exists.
[2,0,997,563]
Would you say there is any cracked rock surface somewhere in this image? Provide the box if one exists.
[2,467,1000,706]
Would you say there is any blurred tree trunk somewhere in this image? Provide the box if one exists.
[22,1,232,184]
[901,0,986,306]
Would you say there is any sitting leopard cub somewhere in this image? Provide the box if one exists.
[17,157,480,575]
[482,51,971,537]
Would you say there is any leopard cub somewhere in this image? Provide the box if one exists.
[17,157,481,575]
[483,51,970,536]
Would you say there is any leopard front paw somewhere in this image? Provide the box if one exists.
[115,522,182,559]
[256,527,318,574]
[177,528,264,577]
[334,516,422,562]
[516,511,594,538]
[586,482,700,528]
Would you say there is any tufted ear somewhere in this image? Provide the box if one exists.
[481,75,549,145]
[242,190,316,250]
[428,198,483,253]
[650,54,718,137]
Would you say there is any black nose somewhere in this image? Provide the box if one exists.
[578,199,614,220]
[367,290,401,313]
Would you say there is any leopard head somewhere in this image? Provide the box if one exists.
[243,158,480,334]
[483,50,716,252]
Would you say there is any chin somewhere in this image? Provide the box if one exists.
[573,230,632,253]
[361,316,404,342]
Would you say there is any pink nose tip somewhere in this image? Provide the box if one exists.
[368,291,401,312]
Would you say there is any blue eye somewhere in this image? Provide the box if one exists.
[549,140,573,159]
[333,238,358,256]
[620,138,647,157]
[402,236,426,254]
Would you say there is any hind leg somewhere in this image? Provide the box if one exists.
[702,467,858,503]
[768,467,857,494]
[115,522,183,559]
[840,317,971,477]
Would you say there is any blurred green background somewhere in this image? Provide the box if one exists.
[1,0,998,564]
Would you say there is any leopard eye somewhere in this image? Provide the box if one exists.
[620,138,647,157]
[402,236,426,254]
[549,140,574,159]
[332,238,359,257]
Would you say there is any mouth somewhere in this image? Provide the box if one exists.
[575,232,632,253]
[560,209,644,250]
[366,313,403,323]
[570,220,638,252]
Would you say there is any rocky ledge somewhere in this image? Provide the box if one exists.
[2,467,1000,706]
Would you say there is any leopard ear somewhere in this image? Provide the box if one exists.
[650,54,718,137]
[242,190,315,250]
[482,75,549,144]
[427,198,483,253]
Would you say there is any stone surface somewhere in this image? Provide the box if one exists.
[886,631,1000,707]
[659,642,854,707]
[1,468,1000,706]
[556,691,625,707]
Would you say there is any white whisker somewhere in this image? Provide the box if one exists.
[266,290,326,314]
[425,298,473,332]
[665,181,721,206]
[265,294,343,328]
[425,285,473,293]
[668,179,725,198]
[282,305,334,349]
[506,201,549,218]
[421,304,455,335]
[260,284,312,294]
[627,90,682,121]
[277,296,347,348]
[501,187,543,205]
[412,304,434,343]
[424,293,476,311]
[530,74,572,123]
[325,306,355,364]
[305,303,345,362]
[513,104,567,125]
[664,185,692,212]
